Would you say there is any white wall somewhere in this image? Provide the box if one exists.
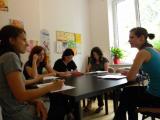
[89,0,112,63]
[0,0,40,62]
[0,0,111,70]
[39,0,91,72]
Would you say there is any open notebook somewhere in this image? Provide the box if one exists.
[37,82,75,93]
[97,74,126,80]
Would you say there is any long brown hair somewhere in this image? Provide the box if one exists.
[28,46,47,64]
[0,25,25,56]
[90,46,103,63]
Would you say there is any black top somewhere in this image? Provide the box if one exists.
[89,57,109,71]
[23,61,46,79]
[53,58,77,72]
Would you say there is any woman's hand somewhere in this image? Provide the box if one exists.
[35,100,48,120]
[121,71,128,76]
[33,54,39,63]
[51,79,64,91]
[58,72,72,77]
[35,75,44,83]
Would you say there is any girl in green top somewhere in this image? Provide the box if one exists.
[114,27,160,120]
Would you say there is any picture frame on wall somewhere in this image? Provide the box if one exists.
[10,19,24,28]
[0,0,8,11]
[56,31,82,54]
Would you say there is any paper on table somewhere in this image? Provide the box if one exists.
[51,85,75,93]
[97,74,126,79]
[43,76,59,81]
[37,83,75,93]
[86,71,108,74]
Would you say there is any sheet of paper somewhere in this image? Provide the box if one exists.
[43,76,59,81]
[86,71,108,74]
[37,83,75,93]
[97,74,126,79]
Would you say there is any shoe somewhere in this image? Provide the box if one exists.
[95,106,103,113]
[67,112,75,120]
[83,106,91,112]
[83,100,92,112]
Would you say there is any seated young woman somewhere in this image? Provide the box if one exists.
[48,48,79,120]
[23,45,57,80]
[0,25,64,120]
[114,27,160,120]
[84,46,110,113]
[23,45,76,81]
[53,48,82,77]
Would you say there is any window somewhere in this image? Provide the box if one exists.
[112,0,160,64]
[139,0,160,41]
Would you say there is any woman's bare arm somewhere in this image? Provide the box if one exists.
[7,71,64,102]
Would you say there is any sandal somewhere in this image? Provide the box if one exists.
[95,107,103,113]
[83,106,91,112]
[67,112,75,120]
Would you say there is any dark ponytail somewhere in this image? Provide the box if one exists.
[130,27,155,49]
[148,33,155,40]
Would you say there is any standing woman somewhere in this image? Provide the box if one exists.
[114,27,160,120]
[85,46,109,113]
[0,25,64,120]
[23,45,56,80]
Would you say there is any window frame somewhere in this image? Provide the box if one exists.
[112,0,141,47]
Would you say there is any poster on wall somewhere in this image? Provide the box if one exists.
[0,0,8,11]
[40,29,50,63]
[56,31,81,54]
[26,40,38,53]
[40,29,50,53]
[75,33,81,54]
[56,41,67,53]
[10,19,24,28]
[56,31,66,41]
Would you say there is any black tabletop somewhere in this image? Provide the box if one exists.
[58,74,127,101]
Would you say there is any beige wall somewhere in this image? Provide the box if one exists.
[39,0,91,72]
[89,0,112,63]
[0,0,40,63]
[0,0,112,71]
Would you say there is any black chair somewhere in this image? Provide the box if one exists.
[136,70,160,120]
[137,107,160,120]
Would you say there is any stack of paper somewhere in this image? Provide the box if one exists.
[97,74,126,79]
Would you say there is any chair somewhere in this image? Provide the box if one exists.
[137,107,160,120]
